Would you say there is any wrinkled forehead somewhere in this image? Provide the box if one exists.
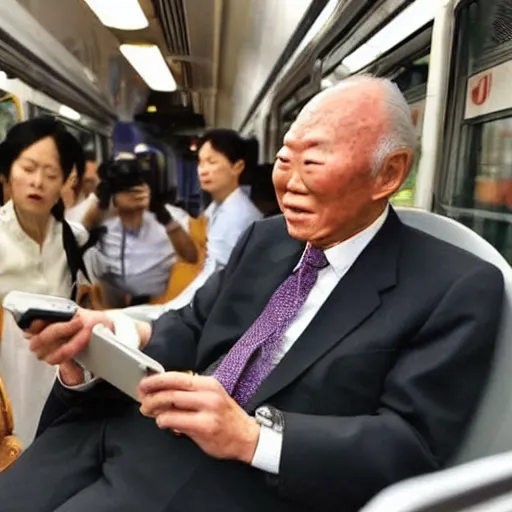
[284,84,387,150]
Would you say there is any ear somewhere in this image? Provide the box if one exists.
[232,159,245,178]
[371,149,413,200]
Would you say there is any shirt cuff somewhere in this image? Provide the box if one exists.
[250,425,282,474]
[56,367,99,391]
[57,311,141,391]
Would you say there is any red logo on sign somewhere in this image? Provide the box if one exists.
[471,74,493,106]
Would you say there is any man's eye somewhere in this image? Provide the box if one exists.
[276,156,290,164]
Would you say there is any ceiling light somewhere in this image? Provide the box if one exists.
[59,105,81,121]
[120,44,177,92]
[342,0,437,73]
[82,0,148,30]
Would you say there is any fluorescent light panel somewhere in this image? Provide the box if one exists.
[342,0,438,74]
[59,105,81,121]
[121,44,177,92]
[83,0,148,30]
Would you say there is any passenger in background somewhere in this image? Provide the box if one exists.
[86,158,198,308]
[124,128,262,320]
[0,117,90,448]
[81,153,99,197]
[0,173,7,205]
[64,151,99,224]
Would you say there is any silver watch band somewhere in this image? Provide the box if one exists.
[255,405,285,433]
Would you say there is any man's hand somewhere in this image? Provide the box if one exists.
[150,196,173,226]
[96,180,112,210]
[27,309,114,386]
[139,372,260,464]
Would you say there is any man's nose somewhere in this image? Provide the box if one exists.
[285,170,306,193]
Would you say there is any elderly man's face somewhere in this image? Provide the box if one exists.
[273,84,409,248]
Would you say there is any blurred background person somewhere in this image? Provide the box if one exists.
[85,157,198,308]
[63,151,99,224]
[124,128,262,320]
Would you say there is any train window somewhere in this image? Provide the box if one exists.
[29,102,98,157]
[64,124,96,155]
[0,92,22,140]
[441,116,512,262]
[467,0,512,73]
[278,104,302,147]
[438,0,512,262]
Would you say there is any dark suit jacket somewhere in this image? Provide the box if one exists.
[42,209,504,511]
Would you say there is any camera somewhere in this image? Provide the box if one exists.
[99,158,148,194]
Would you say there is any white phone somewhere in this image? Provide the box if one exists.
[75,323,165,402]
[2,290,78,329]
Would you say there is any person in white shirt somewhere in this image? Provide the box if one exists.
[64,152,100,225]
[124,129,262,320]
[85,158,198,307]
[0,117,89,448]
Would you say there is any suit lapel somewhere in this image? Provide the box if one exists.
[196,225,305,366]
[246,210,403,411]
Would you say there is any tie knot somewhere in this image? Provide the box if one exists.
[302,245,328,269]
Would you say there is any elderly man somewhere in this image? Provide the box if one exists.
[0,76,504,512]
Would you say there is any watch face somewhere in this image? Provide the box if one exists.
[258,406,272,420]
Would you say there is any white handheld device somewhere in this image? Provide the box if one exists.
[2,290,78,329]
[75,324,165,401]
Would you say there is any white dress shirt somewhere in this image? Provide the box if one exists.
[251,206,389,474]
[123,187,262,320]
[0,200,88,447]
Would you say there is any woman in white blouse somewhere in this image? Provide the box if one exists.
[0,117,89,448]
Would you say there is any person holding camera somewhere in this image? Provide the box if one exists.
[84,158,198,308]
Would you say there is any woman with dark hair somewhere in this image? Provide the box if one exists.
[0,116,90,448]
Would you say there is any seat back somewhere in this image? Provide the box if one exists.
[150,214,208,305]
[396,207,512,465]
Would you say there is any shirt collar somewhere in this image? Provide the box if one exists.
[205,187,246,224]
[1,199,58,244]
[295,205,389,277]
[110,211,154,237]
[206,187,244,215]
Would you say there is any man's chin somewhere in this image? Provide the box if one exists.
[284,219,313,242]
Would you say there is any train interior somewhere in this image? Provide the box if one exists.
[2,0,512,509]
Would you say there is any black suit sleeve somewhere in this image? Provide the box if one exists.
[37,222,257,434]
[277,263,504,511]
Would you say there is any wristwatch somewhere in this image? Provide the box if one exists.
[254,405,285,433]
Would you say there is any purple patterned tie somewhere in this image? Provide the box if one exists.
[212,245,328,407]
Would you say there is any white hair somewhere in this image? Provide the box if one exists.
[338,75,418,175]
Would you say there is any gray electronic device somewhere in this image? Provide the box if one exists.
[75,323,165,402]
[2,291,165,401]
[2,290,78,329]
